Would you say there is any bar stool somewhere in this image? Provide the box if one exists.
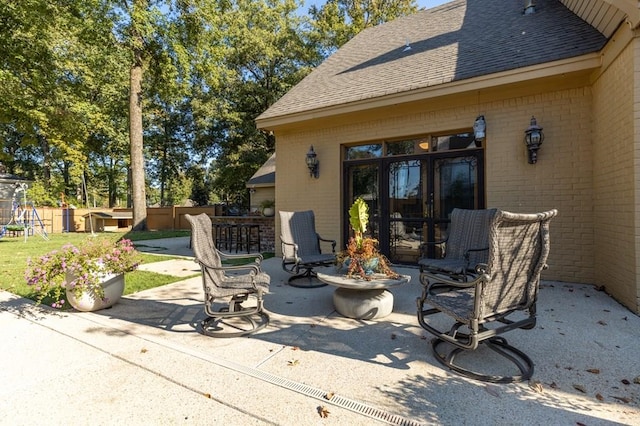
[237,223,261,253]
[214,223,234,251]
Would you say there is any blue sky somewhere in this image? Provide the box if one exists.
[417,0,451,8]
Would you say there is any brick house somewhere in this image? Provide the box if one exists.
[256,0,640,313]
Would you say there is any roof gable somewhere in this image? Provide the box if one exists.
[258,0,607,123]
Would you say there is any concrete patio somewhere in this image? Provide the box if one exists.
[1,236,639,425]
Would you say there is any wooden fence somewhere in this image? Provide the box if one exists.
[0,204,276,251]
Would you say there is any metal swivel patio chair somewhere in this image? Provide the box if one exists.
[280,210,336,288]
[186,213,269,337]
[417,209,557,383]
[418,208,498,283]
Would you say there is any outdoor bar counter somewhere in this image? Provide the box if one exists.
[209,215,275,252]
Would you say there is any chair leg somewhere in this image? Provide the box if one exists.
[287,267,328,288]
[431,336,534,383]
[199,294,270,338]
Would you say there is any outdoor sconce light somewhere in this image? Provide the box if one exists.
[306,145,319,178]
[524,116,544,164]
[473,115,486,143]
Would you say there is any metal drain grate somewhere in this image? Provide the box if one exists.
[211,355,425,426]
[81,314,425,426]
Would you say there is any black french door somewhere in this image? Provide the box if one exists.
[344,149,484,264]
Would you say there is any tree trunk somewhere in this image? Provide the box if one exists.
[129,32,147,230]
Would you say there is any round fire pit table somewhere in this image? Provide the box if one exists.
[316,272,411,320]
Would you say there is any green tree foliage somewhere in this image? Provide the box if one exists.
[200,0,320,206]
[0,0,419,214]
[309,0,418,54]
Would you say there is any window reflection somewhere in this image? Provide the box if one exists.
[345,144,382,159]
[431,133,478,151]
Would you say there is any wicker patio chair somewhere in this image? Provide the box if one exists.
[186,213,269,337]
[418,208,498,283]
[416,209,557,383]
[280,210,336,288]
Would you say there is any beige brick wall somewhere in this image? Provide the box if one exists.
[592,39,637,311]
[636,35,640,311]
[275,85,596,287]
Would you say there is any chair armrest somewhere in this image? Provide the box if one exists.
[463,246,489,260]
[220,263,262,275]
[219,250,264,263]
[280,239,299,259]
[419,239,447,258]
[318,235,337,253]
[423,270,489,292]
[196,258,262,275]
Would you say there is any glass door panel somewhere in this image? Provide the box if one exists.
[388,160,423,263]
[345,163,379,241]
[425,154,482,259]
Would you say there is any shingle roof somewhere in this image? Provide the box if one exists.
[258,0,607,122]
[246,153,275,186]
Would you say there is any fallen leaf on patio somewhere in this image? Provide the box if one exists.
[528,380,544,393]
[597,320,607,326]
[622,379,631,385]
[586,368,600,374]
[287,359,300,366]
[485,385,500,397]
[140,348,148,353]
[318,406,330,418]
[203,393,211,399]
[596,393,604,401]
[610,396,631,403]
[325,392,335,400]
[291,346,300,351]
[634,376,640,384]
[573,384,587,393]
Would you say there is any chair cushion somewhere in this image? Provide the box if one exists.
[426,287,475,324]
[206,271,270,298]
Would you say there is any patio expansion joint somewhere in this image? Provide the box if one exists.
[76,311,427,426]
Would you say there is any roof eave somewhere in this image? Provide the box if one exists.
[602,0,640,29]
[256,53,602,131]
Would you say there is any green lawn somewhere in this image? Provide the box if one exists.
[0,231,192,306]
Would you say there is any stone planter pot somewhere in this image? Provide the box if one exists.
[262,207,275,217]
[65,272,125,312]
[342,256,379,275]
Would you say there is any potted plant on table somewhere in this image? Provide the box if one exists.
[337,197,399,280]
[25,238,141,311]
[260,199,275,217]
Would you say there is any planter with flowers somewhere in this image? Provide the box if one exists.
[25,238,141,311]
[337,197,399,280]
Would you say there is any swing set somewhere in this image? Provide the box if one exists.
[0,183,49,241]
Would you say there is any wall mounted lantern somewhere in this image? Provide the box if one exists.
[524,116,544,164]
[473,115,486,143]
[306,145,319,178]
